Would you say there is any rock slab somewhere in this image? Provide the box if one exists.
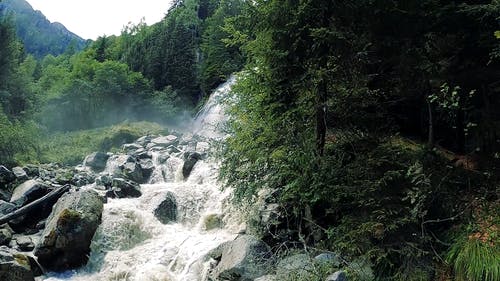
[34,189,103,271]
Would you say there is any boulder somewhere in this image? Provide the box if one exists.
[12,167,28,182]
[14,236,34,251]
[136,135,153,146]
[10,180,50,207]
[122,161,144,183]
[83,152,109,172]
[151,135,178,147]
[211,235,271,281]
[276,253,313,279]
[154,192,177,224]
[0,166,14,184]
[0,225,13,246]
[182,152,202,179]
[326,271,347,281]
[314,252,341,267]
[139,159,154,181]
[34,189,103,271]
[0,246,35,281]
[106,178,141,199]
[71,172,96,187]
[0,200,16,216]
[21,165,39,178]
[122,143,142,153]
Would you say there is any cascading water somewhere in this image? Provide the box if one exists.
[41,78,241,281]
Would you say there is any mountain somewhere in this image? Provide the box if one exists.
[0,0,87,58]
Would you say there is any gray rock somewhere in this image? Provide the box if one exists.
[182,152,202,179]
[326,270,347,281]
[71,172,95,187]
[10,180,50,207]
[15,236,34,251]
[136,135,153,146]
[106,178,141,198]
[315,252,341,267]
[122,143,142,153]
[276,253,313,278]
[0,225,13,246]
[122,161,144,183]
[0,200,16,216]
[34,189,103,271]
[154,192,177,224]
[0,166,14,184]
[83,152,109,172]
[12,167,28,181]
[151,135,178,147]
[22,165,39,178]
[95,174,112,187]
[0,246,35,281]
[139,159,154,181]
[211,235,271,281]
[135,149,152,160]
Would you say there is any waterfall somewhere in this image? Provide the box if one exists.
[41,77,240,281]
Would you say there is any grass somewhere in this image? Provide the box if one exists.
[36,121,168,166]
[447,233,499,281]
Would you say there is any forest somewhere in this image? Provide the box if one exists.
[0,0,499,280]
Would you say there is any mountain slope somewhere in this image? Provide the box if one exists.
[0,0,87,58]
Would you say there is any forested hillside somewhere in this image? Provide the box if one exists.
[0,0,499,280]
[0,0,86,58]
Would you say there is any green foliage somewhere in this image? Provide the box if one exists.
[38,122,167,165]
[447,236,500,281]
[0,108,39,166]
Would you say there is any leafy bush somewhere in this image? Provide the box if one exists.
[0,109,39,166]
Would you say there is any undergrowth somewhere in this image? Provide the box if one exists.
[36,121,167,165]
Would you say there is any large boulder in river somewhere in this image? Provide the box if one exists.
[12,167,28,182]
[106,178,142,198]
[10,180,50,207]
[83,152,109,172]
[34,189,103,271]
[210,235,272,281]
[182,152,202,179]
[154,192,177,224]
[151,135,178,147]
[0,246,35,281]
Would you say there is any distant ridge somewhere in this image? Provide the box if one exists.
[0,0,87,58]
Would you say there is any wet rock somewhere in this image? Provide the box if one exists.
[276,253,313,278]
[154,192,177,224]
[12,167,28,182]
[326,271,347,281]
[0,200,16,216]
[34,189,103,271]
[139,159,154,181]
[106,178,141,199]
[71,172,95,187]
[95,174,112,187]
[0,246,35,281]
[202,213,223,231]
[14,236,34,251]
[151,135,178,147]
[182,152,202,179]
[10,180,50,207]
[135,149,152,160]
[0,166,15,184]
[83,152,109,172]
[211,235,272,281]
[122,161,144,183]
[0,225,13,246]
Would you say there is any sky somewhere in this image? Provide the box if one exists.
[26,0,173,40]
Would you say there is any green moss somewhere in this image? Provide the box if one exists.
[58,209,82,226]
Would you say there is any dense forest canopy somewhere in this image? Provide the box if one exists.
[0,0,499,280]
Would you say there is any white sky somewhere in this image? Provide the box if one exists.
[26,0,173,40]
